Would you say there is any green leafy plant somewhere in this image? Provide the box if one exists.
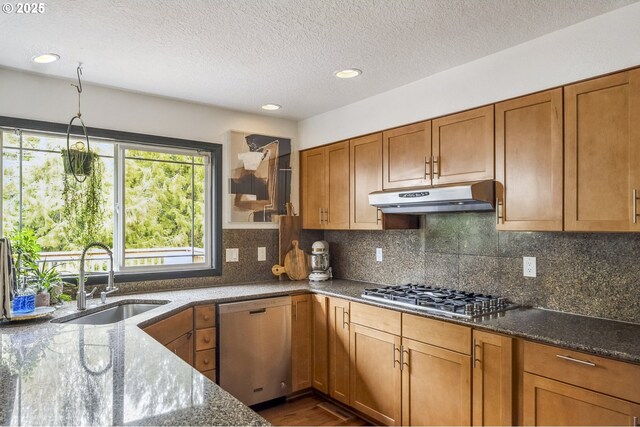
[62,151,106,247]
[26,261,73,304]
[9,227,41,282]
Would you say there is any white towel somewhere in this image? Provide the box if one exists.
[0,238,16,320]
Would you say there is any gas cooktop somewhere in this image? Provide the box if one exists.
[361,284,517,319]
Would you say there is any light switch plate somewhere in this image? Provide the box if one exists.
[226,248,239,262]
[523,256,536,277]
[376,248,383,262]
[257,247,266,261]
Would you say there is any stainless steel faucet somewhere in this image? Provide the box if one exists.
[78,242,117,310]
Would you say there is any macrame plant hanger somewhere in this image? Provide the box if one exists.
[66,64,91,183]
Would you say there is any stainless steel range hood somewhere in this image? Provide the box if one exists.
[369,180,495,214]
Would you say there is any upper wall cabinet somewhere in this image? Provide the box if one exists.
[350,133,384,229]
[432,105,495,186]
[495,89,563,231]
[382,121,432,190]
[564,69,640,232]
[301,141,350,230]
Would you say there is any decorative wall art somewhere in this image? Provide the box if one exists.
[228,131,292,223]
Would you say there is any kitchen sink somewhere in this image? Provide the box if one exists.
[57,302,165,325]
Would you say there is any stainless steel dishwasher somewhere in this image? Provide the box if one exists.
[218,296,291,406]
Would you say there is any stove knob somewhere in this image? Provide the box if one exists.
[489,299,498,309]
[464,303,474,314]
[481,300,491,312]
[497,297,506,307]
[473,302,483,313]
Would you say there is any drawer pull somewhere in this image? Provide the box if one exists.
[203,315,210,321]
[556,354,596,367]
[203,359,210,365]
[204,336,211,343]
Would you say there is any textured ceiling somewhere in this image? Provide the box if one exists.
[0,0,637,119]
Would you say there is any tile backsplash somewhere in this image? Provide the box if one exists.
[325,213,640,323]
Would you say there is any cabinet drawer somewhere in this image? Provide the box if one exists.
[143,308,193,345]
[195,327,216,351]
[202,369,216,383]
[524,341,640,403]
[195,349,216,372]
[195,304,215,329]
[402,313,471,355]
[350,302,401,335]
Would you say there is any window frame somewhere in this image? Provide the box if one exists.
[0,116,223,284]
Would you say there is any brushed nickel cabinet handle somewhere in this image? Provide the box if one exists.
[473,339,481,368]
[632,415,638,427]
[343,310,349,329]
[496,198,503,225]
[634,190,638,224]
[433,156,439,178]
[556,354,596,367]
[376,208,382,225]
[319,207,323,225]
[424,156,432,179]
[402,346,409,370]
[393,345,401,369]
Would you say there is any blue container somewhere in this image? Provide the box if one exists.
[12,289,36,313]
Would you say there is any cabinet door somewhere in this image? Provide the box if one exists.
[472,331,513,426]
[565,69,640,231]
[523,373,640,426]
[301,147,326,229]
[495,89,563,231]
[350,133,383,230]
[432,105,494,185]
[402,337,471,426]
[328,297,350,404]
[350,324,402,426]
[165,331,194,366]
[382,121,432,189]
[325,141,350,229]
[311,294,329,393]
[291,294,312,392]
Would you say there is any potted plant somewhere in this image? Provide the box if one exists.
[26,261,73,307]
[62,148,106,246]
[61,141,97,176]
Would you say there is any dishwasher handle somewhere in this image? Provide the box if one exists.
[249,308,267,315]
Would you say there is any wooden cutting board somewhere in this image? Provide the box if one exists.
[283,240,310,281]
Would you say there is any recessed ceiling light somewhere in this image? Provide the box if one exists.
[334,68,362,79]
[261,104,281,111]
[31,53,60,64]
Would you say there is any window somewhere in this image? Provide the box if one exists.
[0,117,221,282]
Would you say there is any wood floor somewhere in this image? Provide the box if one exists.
[258,394,370,426]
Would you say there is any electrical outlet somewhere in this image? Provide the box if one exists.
[523,256,536,278]
[257,247,266,261]
[226,248,239,262]
[376,248,383,262]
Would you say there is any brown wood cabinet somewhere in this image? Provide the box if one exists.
[193,304,216,381]
[144,308,194,366]
[311,294,329,393]
[382,121,432,189]
[301,141,350,229]
[523,340,640,426]
[291,294,312,392]
[402,337,472,426]
[472,331,513,426]
[350,133,383,229]
[523,373,640,426]
[564,69,640,231]
[432,105,494,186]
[328,297,351,405]
[495,89,563,231]
[350,323,402,426]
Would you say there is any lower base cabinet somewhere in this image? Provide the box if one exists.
[472,331,513,426]
[350,324,402,426]
[523,373,640,426]
[402,337,471,426]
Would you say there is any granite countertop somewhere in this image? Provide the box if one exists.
[1,279,639,426]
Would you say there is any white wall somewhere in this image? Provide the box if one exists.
[298,2,640,149]
[0,67,299,229]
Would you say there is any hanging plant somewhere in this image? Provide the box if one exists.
[62,154,105,246]
[61,141,97,176]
